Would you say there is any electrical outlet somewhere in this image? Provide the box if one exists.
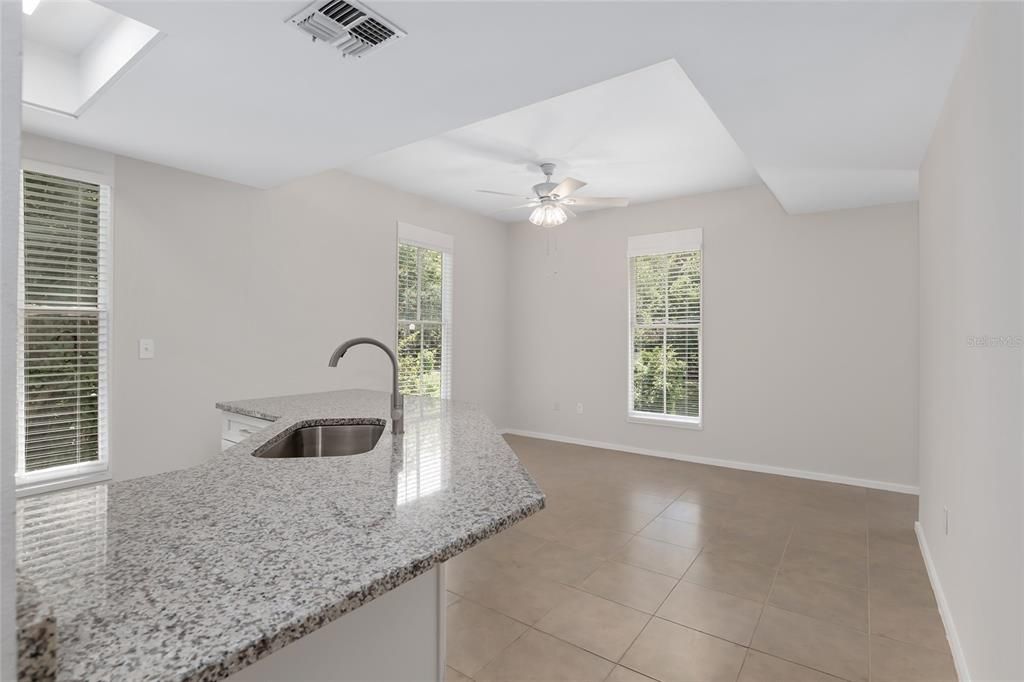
[576,402,584,415]
[139,338,155,359]
[944,507,950,535]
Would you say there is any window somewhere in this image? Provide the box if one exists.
[17,166,111,490]
[396,223,453,399]
[628,229,702,427]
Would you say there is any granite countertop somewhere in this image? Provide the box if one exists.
[17,574,56,682]
[16,390,545,681]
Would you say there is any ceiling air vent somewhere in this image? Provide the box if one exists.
[288,0,405,58]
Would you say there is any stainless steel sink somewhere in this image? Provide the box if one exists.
[254,421,385,459]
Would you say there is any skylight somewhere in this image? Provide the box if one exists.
[22,0,161,118]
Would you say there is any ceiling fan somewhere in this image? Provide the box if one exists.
[477,162,630,227]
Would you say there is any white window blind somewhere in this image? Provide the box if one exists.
[397,224,453,399]
[628,229,702,425]
[17,168,111,486]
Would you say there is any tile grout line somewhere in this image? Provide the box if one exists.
[568,569,672,615]
[598,485,700,671]
[736,523,794,682]
[451,565,663,677]
[607,485,701,680]
[611,545,692,670]
[595,486,695,671]
[639,522,870,681]
[636,487,869,681]
[444,594,531,679]
[571,554,609,588]
[736,512,869,682]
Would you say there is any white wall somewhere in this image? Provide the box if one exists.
[23,134,509,481]
[917,4,1023,680]
[506,185,919,490]
[0,4,21,678]
[22,139,922,493]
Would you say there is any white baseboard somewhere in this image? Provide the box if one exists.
[499,428,920,495]
[915,522,969,682]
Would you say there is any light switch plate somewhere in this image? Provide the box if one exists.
[139,338,155,359]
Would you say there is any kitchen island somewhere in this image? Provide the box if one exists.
[16,390,544,681]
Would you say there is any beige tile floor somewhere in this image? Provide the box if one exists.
[445,435,956,682]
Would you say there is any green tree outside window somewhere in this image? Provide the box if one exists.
[397,243,448,397]
[630,250,701,419]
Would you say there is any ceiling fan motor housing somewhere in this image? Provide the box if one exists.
[534,162,560,198]
[533,181,559,198]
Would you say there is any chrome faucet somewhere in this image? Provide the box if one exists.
[328,337,404,435]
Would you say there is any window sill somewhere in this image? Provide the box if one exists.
[16,465,111,497]
[627,413,703,431]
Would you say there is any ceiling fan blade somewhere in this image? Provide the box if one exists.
[493,202,540,211]
[477,189,534,199]
[550,177,586,199]
[564,196,630,208]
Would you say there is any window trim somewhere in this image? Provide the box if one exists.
[16,160,114,495]
[626,228,703,429]
[626,412,703,430]
[396,222,453,400]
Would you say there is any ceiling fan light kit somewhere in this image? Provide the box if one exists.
[478,162,630,228]
[530,200,568,228]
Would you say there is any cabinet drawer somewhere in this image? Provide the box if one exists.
[221,411,272,445]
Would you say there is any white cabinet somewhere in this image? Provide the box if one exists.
[226,565,444,681]
[220,410,273,451]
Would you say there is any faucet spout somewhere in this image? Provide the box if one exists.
[328,337,404,435]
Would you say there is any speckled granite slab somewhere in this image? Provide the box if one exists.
[17,574,56,682]
[17,390,544,681]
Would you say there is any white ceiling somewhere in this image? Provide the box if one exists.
[23,1,976,215]
[350,60,760,222]
[665,1,976,213]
